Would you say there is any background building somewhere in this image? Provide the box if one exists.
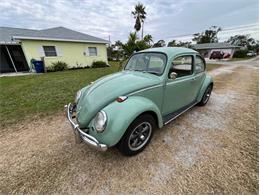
[193,42,240,59]
[0,27,109,73]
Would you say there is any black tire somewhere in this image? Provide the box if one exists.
[197,84,213,106]
[117,114,155,156]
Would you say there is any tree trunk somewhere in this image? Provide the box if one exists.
[141,21,144,39]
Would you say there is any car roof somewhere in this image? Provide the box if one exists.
[139,47,198,57]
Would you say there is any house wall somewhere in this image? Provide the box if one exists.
[21,40,108,69]
[197,48,236,59]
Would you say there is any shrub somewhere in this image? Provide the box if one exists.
[51,61,68,71]
[92,61,108,68]
[233,50,248,58]
[46,66,54,72]
[69,66,90,70]
[108,57,113,61]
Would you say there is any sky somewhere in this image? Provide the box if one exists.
[0,0,259,43]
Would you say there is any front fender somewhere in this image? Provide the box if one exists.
[88,96,163,147]
[197,74,213,102]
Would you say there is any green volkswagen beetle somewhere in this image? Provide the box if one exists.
[66,47,213,156]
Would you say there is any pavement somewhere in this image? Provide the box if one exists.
[0,72,36,77]
[0,58,258,194]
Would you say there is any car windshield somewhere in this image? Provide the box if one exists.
[124,52,167,75]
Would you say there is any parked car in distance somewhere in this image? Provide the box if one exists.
[209,51,223,59]
[66,47,213,156]
[247,51,257,57]
[223,53,231,59]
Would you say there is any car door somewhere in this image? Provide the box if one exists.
[193,55,206,97]
[162,54,198,116]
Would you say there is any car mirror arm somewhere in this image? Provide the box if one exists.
[169,72,177,80]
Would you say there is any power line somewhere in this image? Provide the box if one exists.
[163,24,259,39]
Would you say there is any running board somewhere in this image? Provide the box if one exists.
[163,101,197,125]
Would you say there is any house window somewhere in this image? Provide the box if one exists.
[88,47,97,56]
[43,46,57,57]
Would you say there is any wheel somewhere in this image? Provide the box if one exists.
[197,84,213,106]
[117,114,155,156]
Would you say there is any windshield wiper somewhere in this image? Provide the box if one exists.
[145,71,159,75]
[125,69,142,72]
[126,69,159,75]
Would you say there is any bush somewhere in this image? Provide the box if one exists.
[108,57,113,61]
[50,61,68,72]
[233,50,248,58]
[92,61,108,68]
[46,66,54,72]
[69,66,90,70]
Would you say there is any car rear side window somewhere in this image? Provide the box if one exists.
[195,55,205,73]
[170,55,193,78]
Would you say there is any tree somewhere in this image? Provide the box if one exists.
[136,40,150,51]
[167,40,192,48]
[121,32,152,58]
[132,3,147,39]
[167,40,177,47]
[226,35,258,52]
[143,34,153,46]
[115,40,123,47]
[176,41,192,48]
[153,40,166,47]
[122,32,138,57]
[193,26,222,44]
[114,40,124,61]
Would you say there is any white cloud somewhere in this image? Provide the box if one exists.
[0,0,258,43]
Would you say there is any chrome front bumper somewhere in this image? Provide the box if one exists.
[65,103,108,152]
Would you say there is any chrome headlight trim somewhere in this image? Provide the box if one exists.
[94,110,107,133]
[75,90,82,103]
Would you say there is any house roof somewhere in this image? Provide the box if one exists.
[0,27,109,44]
[192,42,240,50]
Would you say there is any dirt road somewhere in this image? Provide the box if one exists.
[0,59,258,194]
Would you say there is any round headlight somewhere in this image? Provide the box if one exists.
[94,111,107,133]
[75,90,82,103]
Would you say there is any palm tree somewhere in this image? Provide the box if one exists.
[143,34,153,46]
[132,3,146,39]
[128,32,138,44]
[122,32,138,57]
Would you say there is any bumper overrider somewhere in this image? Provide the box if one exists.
[65,103,108,152]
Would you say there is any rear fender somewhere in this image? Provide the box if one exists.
[197,74,213,102]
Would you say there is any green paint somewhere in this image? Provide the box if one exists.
[75,47,213,147]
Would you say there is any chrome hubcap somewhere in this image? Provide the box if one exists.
[128,122,152,151]
[203,87,212,103]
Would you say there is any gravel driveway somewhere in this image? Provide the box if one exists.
[0,58,258,194]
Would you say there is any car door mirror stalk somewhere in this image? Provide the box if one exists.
[170,72,177,80]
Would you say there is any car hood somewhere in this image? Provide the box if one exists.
[76,71,161,127]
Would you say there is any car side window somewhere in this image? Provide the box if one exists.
[195,55,205,73]
[170,55,193,78]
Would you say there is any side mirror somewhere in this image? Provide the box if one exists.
[169,72,177,80]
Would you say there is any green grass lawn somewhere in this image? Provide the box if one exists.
[0,62,120,127]
[0,61,221,127]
